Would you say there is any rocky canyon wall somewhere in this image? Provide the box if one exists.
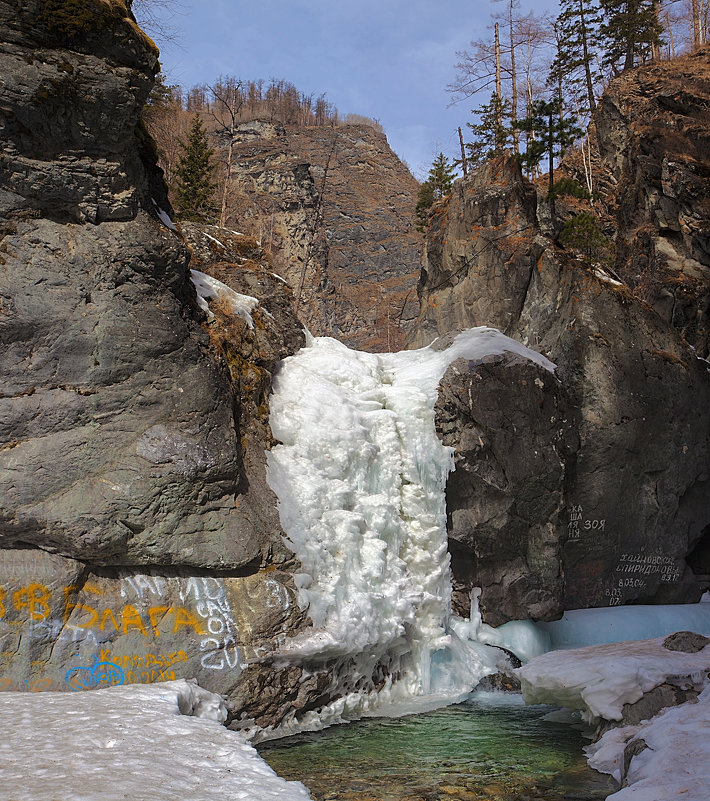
[409,54,710,624]
[221,120,421,351]
[0,0,339,727]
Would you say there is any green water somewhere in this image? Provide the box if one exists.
[258,694,617,801]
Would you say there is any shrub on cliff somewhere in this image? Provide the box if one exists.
[559,211,612,264]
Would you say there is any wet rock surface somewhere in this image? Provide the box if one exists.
[663,630,710,653]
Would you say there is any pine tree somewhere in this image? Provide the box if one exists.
[415,153,457,230]
[559,212,612,263]
[517,98,582,224]
[175,114,217,222]
[427,152,457,199]
[548,0,603,116]
[465,93,514,166]
[599,0,664,73]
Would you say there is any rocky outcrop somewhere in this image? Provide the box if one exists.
[435,350,576,625]
[409,152,710,621]
[1,0,262,568]
[0,0,332,726]
[594,47,710,357]
[223,120,421,351]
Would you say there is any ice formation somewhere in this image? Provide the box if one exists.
[265,329,555,732]
[534,604,710,650]
[0,680,311,801]
[190,269,259,328]
[465,602,710,663]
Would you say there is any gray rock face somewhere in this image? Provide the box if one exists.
[663,631,710,653]
[0,0,163,223]
[0,15,258,568]
[0,0,332,727]
[593,49,710,358]
[435,352,576,624]
[409,153,710,620]
[222,120,421,351]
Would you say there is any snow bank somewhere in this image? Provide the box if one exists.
[152,199,178,232]
[586,686,710,800]
[0,680,311,801]
[190,269,259,327]
[518,636,710,723]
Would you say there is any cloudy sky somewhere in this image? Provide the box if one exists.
[146,0,552,178]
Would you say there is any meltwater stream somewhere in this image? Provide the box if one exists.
[265,329,555,734]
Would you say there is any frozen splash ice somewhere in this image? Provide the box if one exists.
[265,329,555,735]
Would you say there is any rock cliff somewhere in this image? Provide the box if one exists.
[0,0,331,726]
[223,120,421,351]
[595,47,710,358]
[409,95,710,622]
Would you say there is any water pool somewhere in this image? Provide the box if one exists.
[258,694,617,801]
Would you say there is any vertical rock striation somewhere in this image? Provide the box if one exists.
[223,120,421,351]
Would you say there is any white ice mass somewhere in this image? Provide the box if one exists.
[265,329,555,732]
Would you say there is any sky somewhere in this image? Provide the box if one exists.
[143,0,553,179]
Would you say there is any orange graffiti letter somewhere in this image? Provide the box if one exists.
[0,586,5,619]
[12,583,51,621]
[64,603,99,628]
[147,606,170,637]
[121,605,148,636]
[172,606,205,635]
[99,608,119,633]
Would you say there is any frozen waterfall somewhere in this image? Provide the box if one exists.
[265,328,555,734]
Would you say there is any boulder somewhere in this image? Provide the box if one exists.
[435,350,576,623]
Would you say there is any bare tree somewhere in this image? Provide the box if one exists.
[209,77,244,229]
[495,0,520,152]
[131,0,185,46]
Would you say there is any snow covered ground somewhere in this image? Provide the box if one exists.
[518,635,710,722]
[519,636,710,801]
[586,685,710,800]
[0,680,311,801]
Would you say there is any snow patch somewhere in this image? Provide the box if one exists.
[0,680,311,800]
[586,686,710,800]
[517,636,710,723]
[151,199,178,232]
[203,232,226,249]
[190,269,259,328]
